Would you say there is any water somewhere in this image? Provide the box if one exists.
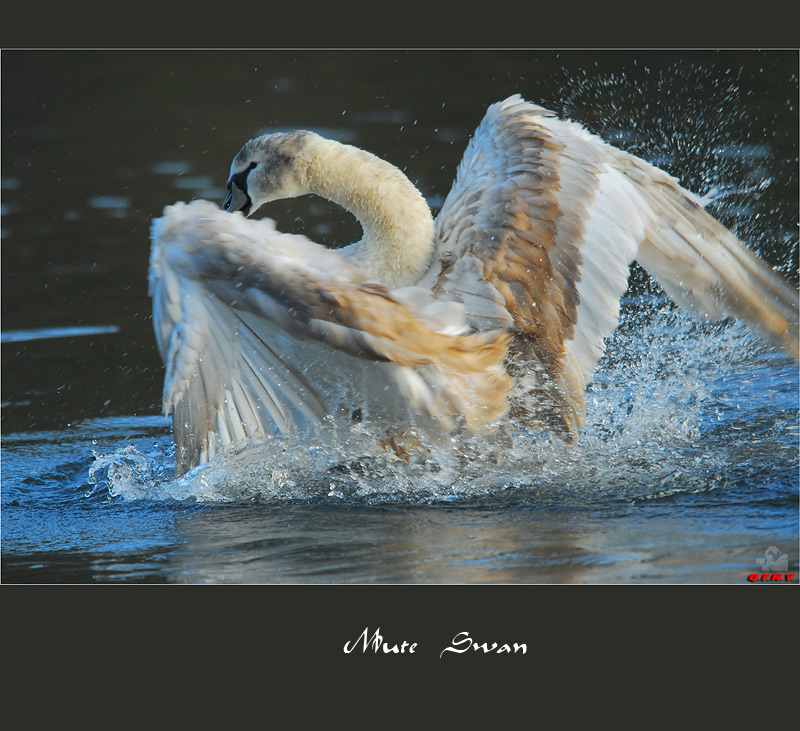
[2,50,798,583]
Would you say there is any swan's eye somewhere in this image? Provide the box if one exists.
[229,161,257,190]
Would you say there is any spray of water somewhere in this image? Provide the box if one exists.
[540,58,798,278]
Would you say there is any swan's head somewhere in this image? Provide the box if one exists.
[223,130,313,216]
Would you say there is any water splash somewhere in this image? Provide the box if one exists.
[88,301,798,506]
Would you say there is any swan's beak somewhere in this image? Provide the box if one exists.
[222,181,252,216]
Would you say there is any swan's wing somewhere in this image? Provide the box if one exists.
[430,94,798,436]
[149,200,512,474]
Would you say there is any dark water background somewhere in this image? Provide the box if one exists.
[1,49,798,583]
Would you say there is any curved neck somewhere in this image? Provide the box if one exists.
[301,136,435,289]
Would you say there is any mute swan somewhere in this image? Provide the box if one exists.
[150,95,799,476]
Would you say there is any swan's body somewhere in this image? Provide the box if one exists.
[150,95,799,475]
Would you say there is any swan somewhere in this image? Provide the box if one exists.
[149,95,799,476]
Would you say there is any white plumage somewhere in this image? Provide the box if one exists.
[149,95,799,475]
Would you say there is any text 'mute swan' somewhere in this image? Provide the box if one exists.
[149,95,799,476]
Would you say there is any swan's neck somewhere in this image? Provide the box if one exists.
[301,135,435,289]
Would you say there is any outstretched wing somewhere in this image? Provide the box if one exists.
[429,95,798,436]
[150,200,512,474]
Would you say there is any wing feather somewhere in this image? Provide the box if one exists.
[430,95,798,436]
[150,200,512,474]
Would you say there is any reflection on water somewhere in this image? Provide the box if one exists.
[1,325,120,343]
[1,50,798,583]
